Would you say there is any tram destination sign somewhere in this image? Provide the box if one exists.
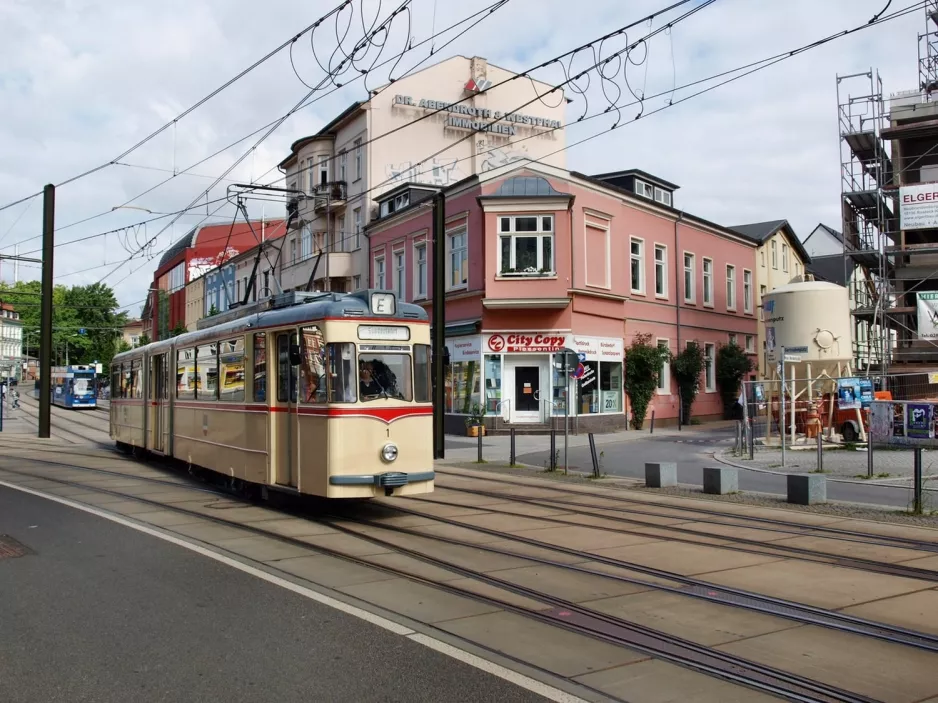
[394,94,562,136]
[358,325,410,342]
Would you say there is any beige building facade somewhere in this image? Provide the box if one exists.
[276,55,567,294]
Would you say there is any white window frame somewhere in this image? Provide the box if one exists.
[339,151,347,182]
[654,244,667,298]
[635,179,654,199]
[352,274,361,291]
[728,333,737,346]
[656,339,670,394]
[704,343,716,392]
[374,255,386,290]
[319,155,329,186]
[743,269,753,313]
[354,138,362,180]
[290,237,297,265]
[683,252,695,303]
[447,227,468,291]
[301,226,313,261]
[497,215,555,276]
[760,249,765,267]
[393,249,405,300]
[745,335,755,353]
[771,240,778,269]
[726,264,736,311]
[702,257,713,307]
[414,242,428,299]
[653,187,671,206]
[352,208,362,250]
[630,237,645,294]
[782,243,789,273]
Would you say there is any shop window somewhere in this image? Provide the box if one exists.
[600,362,623,413]
[446,360,480,413]
[219,337,245,402]
[253,333,267,402]
[577,360,600,414]
[498,215,554,276]
[484,354,501,413]
[551,353,571,416]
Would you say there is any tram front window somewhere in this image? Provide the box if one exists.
[358,354,412,402]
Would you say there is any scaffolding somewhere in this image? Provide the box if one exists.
[836,69,896,376]
[918,0,938,94]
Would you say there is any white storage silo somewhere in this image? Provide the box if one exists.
[763,279,852,369]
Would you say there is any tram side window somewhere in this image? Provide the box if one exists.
[130,360,142,399]
[177,348,196,400]
[277,335,290,403]
[112,366,121,399]
[299,326,327,404]
[197,344,219,401]
[414,345,431,402]
[327,343,357,403]
[123,364,132,400]
[219,337,245,402]
[253,333,266,403]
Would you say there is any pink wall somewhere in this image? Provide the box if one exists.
[367,168,759,423]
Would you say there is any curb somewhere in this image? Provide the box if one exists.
[712,450,938,493]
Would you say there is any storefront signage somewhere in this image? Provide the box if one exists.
[393,94,563,137]
[486,333,568,353]
[446,336,481,362]
[900,184,938,230]
[571,336,624,361]
[579,364,596,388]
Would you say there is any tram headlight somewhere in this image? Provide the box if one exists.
[381,443,399,463]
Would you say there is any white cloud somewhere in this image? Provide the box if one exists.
[0,0,924,312]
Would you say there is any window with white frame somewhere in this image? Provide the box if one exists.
[630,238,644,293]
[683,252,695,303]
[354,138,362,180]
[771,240,778,269]
[448,229,468,289]
[729,333,737,346]
[782,243,789,272]
[760,250,765,267]
[635,180,654,199]
[745,335,755,353]
[353,208,361,250]
[743,270,753,313]
[656,339,670,393]
[498,216,554,275]
[319,155,329,186]
[352,274,361,291]
[290,237,297,265]
[704,343,716,391]
[304,160,312,193]
[726,265,736,310]
[374,256,386,290]
[702,258,713,306]
[339,151,347,182]
[653,187,671,207]
[301,226,312,261]
[393,250,405,299]
[414,243,427,299]
[654,244,667,297]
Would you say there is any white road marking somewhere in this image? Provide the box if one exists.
[0,478,588,703]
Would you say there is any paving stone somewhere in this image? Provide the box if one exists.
[717,624,938,702]
[273,554,398,588]
[897,554,938,572]
[214,536,318,562]
[573,658,782,702]
[245,518,338,538]
[763,534,927,564]
[482,563,652,603]
[673,520,809,544]
[453,511,567,533]
[840,590,938,635]
[407,522,529,545]
[589,540,784,576]
[132,510,205,528]
[362,552,464,583]
[473,501,572,518]
[293,532,396,557]
[106,500,171,516]
[338,578,501,623]
[582,590,799,646]
[169,521,255,544]
[442,578,554,611]
[436,610,648,678]
[702,559,935,610]
[508,525,663,552]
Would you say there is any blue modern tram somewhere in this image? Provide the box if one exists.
[51,365,97,409]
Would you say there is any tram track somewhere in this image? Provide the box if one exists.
[435,469,938,551]
[0,461,882,703]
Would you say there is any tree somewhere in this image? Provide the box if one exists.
[208,304,219,317]
[716,341,753,419]
[137,333,151,347]
[117,340,132,354]
[624,333,668,430]
[671,342,705,424]
[170,321,188,337]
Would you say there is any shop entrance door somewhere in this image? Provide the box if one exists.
[513,366,541,422]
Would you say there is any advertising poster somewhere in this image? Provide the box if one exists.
[907,403,933,440]
[893,402,906,438]
[837,378,861,410]
[918,292,938,340]
[858,378,873,408]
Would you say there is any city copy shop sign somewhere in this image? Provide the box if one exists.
[486,333,568,353]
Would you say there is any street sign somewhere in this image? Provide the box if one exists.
[78,328,86,335]
[783,354,802,364]
[577,352,586,363]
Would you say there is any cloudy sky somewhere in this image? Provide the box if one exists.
[0,0,926,313]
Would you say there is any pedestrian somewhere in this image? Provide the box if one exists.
[11,389,19,409]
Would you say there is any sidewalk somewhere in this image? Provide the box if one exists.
[0,401,33,435]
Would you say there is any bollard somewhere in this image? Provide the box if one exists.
[816,429,823,473]
[914,447,924,515]
[549,429,555,470]
[510,428,517,467]
[787,473,826,505]
[749,418,755,460]
[477,426,483,463]
[588,433,600,478]
[649,410,656,434]
[867,437,874,479]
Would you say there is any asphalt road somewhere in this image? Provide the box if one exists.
[0,486,547,703]
[516,427,930,510]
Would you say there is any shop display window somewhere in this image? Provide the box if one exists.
[600,362,623,413]
[446,360,481,414]
[484,355,502,413]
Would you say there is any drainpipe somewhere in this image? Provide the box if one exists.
[674,211,685,424]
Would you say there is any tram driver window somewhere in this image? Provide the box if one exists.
[327,343,356,403]
[358,352,413,401]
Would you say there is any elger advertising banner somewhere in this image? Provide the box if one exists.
[917,292,938,340]
[901,184,938,230]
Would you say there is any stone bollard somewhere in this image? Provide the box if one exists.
[703,467,738,495]
[645,462,677,488]
[787,473,826,505]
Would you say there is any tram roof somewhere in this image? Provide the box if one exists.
[114,290,427,361]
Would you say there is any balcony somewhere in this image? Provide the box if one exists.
[313,181,347,212]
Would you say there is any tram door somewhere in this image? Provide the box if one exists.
[274,332,300,487]
[151,353,168,453]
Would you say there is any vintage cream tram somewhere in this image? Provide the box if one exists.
[110,290,434,498]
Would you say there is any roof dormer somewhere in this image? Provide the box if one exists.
[591,168,679,208]
[374,182,439,220]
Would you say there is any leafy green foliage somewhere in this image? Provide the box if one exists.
[117,340,133,354]
[0,280,126,374]
[137,333,151,347]
[208,304,219,317]
[671,342,705,424]
[624,333,668,430]
[170,321,188,337]
[716,341,753,419]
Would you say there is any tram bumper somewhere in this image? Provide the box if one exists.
[330,471,435,496]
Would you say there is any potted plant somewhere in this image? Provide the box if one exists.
[465,402,486,437]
